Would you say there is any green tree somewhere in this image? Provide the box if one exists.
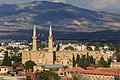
[116,53,120,62]
[98,57,109,68]
[11,55,21,62]
[13,47,20,54]
[56,43,60,51]
[37,71,60,80]
[73,54,76,67]
[90,55,96,65]
[108,57,112,65]
[73,76,78,80]
[86,53,91,65]
[12,61,25,69]
[1,51,11,66]
[76,54,96,68]
[26,76,32,80]
[76,54,80,65]
[25,60,36,72]
[63,66,68,70]
[65,46,75,51]
[79,55,88,68]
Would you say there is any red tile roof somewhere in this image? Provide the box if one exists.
[84,69,120,76]
[0,66,10,68]
[63,65,120,76]
[25,72,34,77]
[64,66,85,72]
[64,66,120,76]
[13,67,23,71]
[72,66,85,71]
[18,78,26,80]
[86,66,94,70]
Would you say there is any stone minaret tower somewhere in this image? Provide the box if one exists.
[49,25,53,53]
[32,25,37,51]
[47,25,54,64]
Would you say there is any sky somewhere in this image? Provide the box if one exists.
[0,0,120,11]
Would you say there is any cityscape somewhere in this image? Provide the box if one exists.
[0,0,120,80]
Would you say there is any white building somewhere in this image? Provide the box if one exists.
[0,66,11,75]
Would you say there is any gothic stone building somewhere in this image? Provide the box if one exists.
[22,25,109,69]
[22,25,54,65]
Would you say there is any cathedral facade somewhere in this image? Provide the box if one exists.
[22,25,54,65]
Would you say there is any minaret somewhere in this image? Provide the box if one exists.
[47,25,53,64]
[48,25,53,53]
[32,25,37,51]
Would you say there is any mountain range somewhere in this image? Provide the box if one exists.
[0,1,120,40]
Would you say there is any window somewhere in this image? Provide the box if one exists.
[4,68,6,71]
[0,69,1,71]
[67,61,69,64]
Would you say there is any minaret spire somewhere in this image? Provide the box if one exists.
[33,25,36,37]
[48,25,53,52]
[32,25,37,51]
[49,25,52,37]
[47,25,54,64]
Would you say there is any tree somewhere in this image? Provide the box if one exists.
[56,43,60,51]
[11,55,21,62]
[108,57,112,65]
[26,76,32,80]
[1,51,11,66]
[63,66,68,70]
[25,60,36,72]
[79,55,88,68]
[73,76,79,80]
[76,54,96,68]
[116,53,120,62]
[90,56,96,65]
[36,71,60,80]
[13,47,20,54]
[98,57,109,68]
[76,54,80,65]
[65,46,75,51]
[12,61,25,69]
[73,54,76,67]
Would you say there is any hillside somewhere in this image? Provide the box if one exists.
[0,1,120,40]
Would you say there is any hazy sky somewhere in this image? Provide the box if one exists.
[0,0,120,11]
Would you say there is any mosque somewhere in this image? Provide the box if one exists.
[22,25,73,70]
[22,25,54,64]
[22,25,109,70]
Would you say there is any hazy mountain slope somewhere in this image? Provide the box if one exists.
[0,1,120,40]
